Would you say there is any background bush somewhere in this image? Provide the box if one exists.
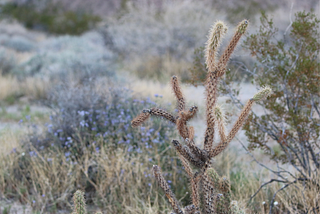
[12,31,115,81]
[222,11,320,212]
[0,47,16,75]
[0,2,101,35]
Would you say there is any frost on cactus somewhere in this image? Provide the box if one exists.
[132,20,271,214]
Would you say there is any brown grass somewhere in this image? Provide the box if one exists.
[277,170,320,213]
[0,136,175,213]
[0,74,50,102]
[123,55,193,83]
[0,128,281,213]
[0,129,21,156]
[0,75,20,100]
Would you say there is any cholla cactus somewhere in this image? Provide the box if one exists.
[72,190,87,214]
[131,20,271,214]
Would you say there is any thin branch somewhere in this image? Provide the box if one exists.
[250,179,288,201]
[283,1,294,38]
[236,137,294,181]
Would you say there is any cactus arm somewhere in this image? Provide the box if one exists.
[153,165,184,214]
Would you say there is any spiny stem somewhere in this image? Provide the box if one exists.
[176,116,190,139]
[204,71,218,152]
[202,173,217,214]
[210,86,271,158]
[215,105,227,143]
[153,165,184,214]
[210,99,254,158]
[178,153,200,210]
[131,109,151,127]
[205,21,228,72]
[185,138,209,162]
[171,75,185,112]
[131,108,176,127]
[184,205,197,214]
[172,140,205,168]
[188,126,195,140]
[149,108,177,123]
[216,20,249,76]
[72,190,87,214]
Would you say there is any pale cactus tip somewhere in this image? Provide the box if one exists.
[214,105,227,123]
[214,105,224,120]
[252,86,272,101]
[214,20,228,31]
[237,19,249,34]
[207,21,228,47]
[73,190,87,214]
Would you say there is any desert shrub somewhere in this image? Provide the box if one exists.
[27,81,175,157]
[242,10,320,168]
[210,0,278,23]
[12,31,114,81]
[0,2,101,35]
[0,48,16,75]
[220,11,319,212]
[1,35,36,52]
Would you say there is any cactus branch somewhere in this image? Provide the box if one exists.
[149,108,177,123]
[153,165,184,214]
[188,126,195,140]
[216,20,249,76]
[205,21,228,72]
[185,138,209,162]
[72,190,87,214]
[171,75,186,111]
[172,140,205,168]
[210,99,254,158]
[204,72,218,151]
[214,105,227,143]
[131,110,151,127]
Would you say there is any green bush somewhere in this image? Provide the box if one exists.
[242,11,320,166]
[224,11,319,212]
[0,3,101,35]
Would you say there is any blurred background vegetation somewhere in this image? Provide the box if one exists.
[0,0,318,213]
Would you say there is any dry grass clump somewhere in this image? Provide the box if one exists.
[0,74,20,101]
[277,170,320,213]
[0,128,21,156]
[0,74,50,102]
[0,136,183,213]
[125,55,193,83]
[66,147,280,214]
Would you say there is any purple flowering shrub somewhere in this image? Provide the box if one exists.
[27,83,174,157]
